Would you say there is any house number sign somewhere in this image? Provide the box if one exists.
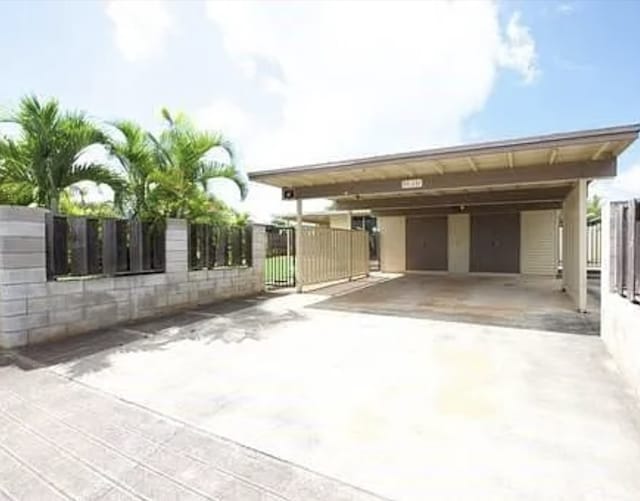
[401,178,423,189]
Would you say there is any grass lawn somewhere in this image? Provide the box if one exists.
[265,255,295,285]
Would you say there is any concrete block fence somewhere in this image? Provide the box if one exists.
[0,206,266,348]
[600,202,640,400]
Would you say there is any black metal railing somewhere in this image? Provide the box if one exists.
[46,215,165,280]
[188,224,252,270]
[265,225,295,288]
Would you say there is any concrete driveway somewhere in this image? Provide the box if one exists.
[5,274,640,500]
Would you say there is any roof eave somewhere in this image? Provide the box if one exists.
[248,123,640,182]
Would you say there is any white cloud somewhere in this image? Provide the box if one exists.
[498,12,540,84]
[204,1,540,220]
[592,163,640,202]
[195,100,253,145]
[556,3,576,15]
[106,0,172,62]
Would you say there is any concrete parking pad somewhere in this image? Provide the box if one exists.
[313,274,600,334]
[4,276,640,500]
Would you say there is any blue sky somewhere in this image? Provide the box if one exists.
[1,1,639,219]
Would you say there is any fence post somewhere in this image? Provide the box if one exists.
[245,225,253,267]
[251,224,266,291]
[348,229,353,281]
[45,212,55,280]
[0,206,48,348]
[295,199,303,292]
[102,219,117,275]
[166,219,188,273]
[86,219,100,274]
[187,223,195,270]
[69,217,88,276]
[635,208,640,302]
[216,227,228,266]
[627,201,636,301]
[130,218,143,273]
[203,225,210,269]
[115,220,129,272]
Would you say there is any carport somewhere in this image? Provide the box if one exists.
[250,125,640,312]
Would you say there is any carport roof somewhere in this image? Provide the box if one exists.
[277,209,371,225]
[249,124,640,202]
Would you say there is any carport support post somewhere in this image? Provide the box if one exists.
[577,179,587,312]
[295,198,303,293]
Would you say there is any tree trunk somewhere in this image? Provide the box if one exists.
[50,196,59,215]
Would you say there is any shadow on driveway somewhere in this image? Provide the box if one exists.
[14,293,308,378]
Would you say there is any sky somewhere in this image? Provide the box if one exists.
[1,0,639,221]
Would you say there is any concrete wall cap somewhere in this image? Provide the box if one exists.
[0,205,49,214]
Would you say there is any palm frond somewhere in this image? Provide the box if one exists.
[199,161,249,200]
[66,163,127,195]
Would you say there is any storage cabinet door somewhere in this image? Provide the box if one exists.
[470,213,520,273]
[406,216,448,271]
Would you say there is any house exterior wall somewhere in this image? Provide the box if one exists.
[562,181,587,311]
[447,214,470,273]
[600,202,640,399]
[379,216,406,272]
[520,209,559,275]
[329,213,351,230]
[0,206,266,349]
[377,201,577,286]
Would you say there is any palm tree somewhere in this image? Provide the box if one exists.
[107,120,157,218]
[108,109,248,221]
[149,108,248,219]
[0,95,125,212]
[587,194,602,222]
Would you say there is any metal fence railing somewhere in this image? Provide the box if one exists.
[188,224,252,270]
[46,215,165,280]
[610,199,639,303]
[265,225,295,288]
[587,219,602,268]
[558,219,603,271]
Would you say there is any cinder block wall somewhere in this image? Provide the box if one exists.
[600,203,640,399]
[0,206,266,348]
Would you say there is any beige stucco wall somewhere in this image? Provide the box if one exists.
[447,214,469,273]
[562,181,587,311]
[600,202,640,400]
[379,216,406,272]
[329,213,351,230]
[520,209,559,276]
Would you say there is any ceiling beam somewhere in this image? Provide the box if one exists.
[284,158,615,200]
[335,186,572,211]
[592,141,611,160]
[466,157,478,172]
[399,165,415,177]
[373,201,563,217]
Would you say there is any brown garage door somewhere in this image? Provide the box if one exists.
[470,213,520,273]
[406,216,448,271]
